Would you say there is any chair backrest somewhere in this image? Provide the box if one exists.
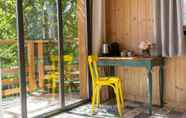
[50,55,73,63]
[88,55,100,84]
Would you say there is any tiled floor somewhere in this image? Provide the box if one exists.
[52,101,186,118]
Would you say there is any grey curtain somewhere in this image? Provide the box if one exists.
[154,0,186,57]
[92,0,109,101]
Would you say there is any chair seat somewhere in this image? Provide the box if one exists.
[95,77,120,85]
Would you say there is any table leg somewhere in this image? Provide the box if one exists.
[159,65,164,107]
[147,69,152,115]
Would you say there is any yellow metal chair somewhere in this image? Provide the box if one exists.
[88,55,124,116]
[47,55,73,95]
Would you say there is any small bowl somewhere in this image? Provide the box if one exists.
[127,51,133,57]
[120,51,127,57]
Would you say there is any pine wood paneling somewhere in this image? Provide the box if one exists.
[106,0,186,110]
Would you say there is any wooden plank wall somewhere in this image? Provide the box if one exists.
[105,0,186,110]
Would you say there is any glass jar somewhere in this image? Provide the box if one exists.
[150,44,160,57]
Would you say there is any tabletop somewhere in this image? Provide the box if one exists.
[98,56,163,61]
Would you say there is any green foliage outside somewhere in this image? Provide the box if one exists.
[0,0,78,68]
[0,0,17,68]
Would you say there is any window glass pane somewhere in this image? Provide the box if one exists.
[0,0,88,117]
[0,0,22,117]
[23,1,60,117]
[62,0,82,106]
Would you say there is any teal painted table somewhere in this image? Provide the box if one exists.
[98,56,164,115]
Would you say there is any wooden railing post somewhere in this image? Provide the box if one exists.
[38,41,45,89]
[27,41,37,91]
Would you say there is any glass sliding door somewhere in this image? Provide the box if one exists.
[57,0,89,106]
[0,0,22,117]
[0,0,89,117]
[22,0,62,117]
[62,0,83,105]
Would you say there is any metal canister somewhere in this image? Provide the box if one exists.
[102,43,109,55]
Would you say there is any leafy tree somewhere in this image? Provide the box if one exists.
[0,0,17,67]
[0,0,78,67]
[0,0,16,39]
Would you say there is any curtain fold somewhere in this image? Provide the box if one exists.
[92,0,106,54]
[92,0,109,101]
[154,0,186,57]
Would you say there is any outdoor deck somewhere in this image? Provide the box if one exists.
[0,40,83,117]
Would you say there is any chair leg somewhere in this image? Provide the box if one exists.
[119,82,124,108]
[92,86,97,113]
[96,86,100,107]
[114,86,122,116]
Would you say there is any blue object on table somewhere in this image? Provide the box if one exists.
[98,56,164,115]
